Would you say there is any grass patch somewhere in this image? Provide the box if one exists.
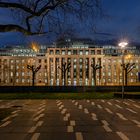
[0,92,114,99]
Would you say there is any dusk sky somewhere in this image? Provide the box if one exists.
[0,0,140,46]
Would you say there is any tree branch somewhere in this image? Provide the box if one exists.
[0,24,48,35]
[0,2,35,14]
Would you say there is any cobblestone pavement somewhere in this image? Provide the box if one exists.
[0,99,140,140]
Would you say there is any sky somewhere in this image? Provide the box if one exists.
[0,0,140,46]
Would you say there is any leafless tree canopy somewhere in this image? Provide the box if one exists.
[0,0,101,35]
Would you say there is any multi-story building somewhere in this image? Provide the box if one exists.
[0,38,140,86]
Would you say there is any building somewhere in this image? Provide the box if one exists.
[0,38,140,86]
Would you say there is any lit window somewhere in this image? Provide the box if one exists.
[108,72,111,76]
[79,50,83,55]
[45,73,47,76]
[16,60,19,63]
[10,60,14,63]
[11,65,14,69]
[16,66,19,69]
[11,72,13,76]
[22,79,25,83]
[85,50,89,55]
[68,50,71,55]
[22,72,24,76]
[135,60,138,63]
[74,59,77,63]
[79,58,83,63]
[74,65,76,69]
[62,50,66,55]
[16,72,19,76]
[22,60,25,63]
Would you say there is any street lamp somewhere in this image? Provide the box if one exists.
[118,41,128,99]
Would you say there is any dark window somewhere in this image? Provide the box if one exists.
[97,50,101,55]
[39,59,41,63]
[44,59,47,63]
[73,50,77,55]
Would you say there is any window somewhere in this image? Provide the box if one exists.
[68,58,71,63]
[16,66,19,69]
[10,60,14,63]
[39,59,41,63]
[68,50,71,55]
[73,50,77,55]
[56,50,60,55]
[16,60,19,63]
[22,59,25,63]
[62,50,66,55]
[108,72,111,76]
[74,65,76,69]
[97,50,101,54]
[79,58,83,63]
[79,50,83,55]
[10,65,14,69]
[91,50,95,55]
[16,79,19,83]
[74,59,77,63]
[22,72,24,76]
[44,59,47,63]
[49,50,54,55]
[11,72,13,76]
[22,79,25,83]
[16,72,19,76]
[85,50,89,55]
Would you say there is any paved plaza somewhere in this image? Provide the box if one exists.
[0,99,140,140]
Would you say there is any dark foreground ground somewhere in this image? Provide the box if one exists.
[0,99,140,140]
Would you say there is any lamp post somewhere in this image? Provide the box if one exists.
[118,41,128,99]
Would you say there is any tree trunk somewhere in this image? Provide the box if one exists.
[32,72,35,86]
[93,70,96,86]
[125,69,127,86]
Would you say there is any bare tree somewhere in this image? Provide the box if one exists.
[91,63,102,86]
[122,63,136,86]
[27,64,41,86]
[0,0,101,35]
[58,61,71,86]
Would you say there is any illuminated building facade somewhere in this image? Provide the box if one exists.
[0,38,140,86]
